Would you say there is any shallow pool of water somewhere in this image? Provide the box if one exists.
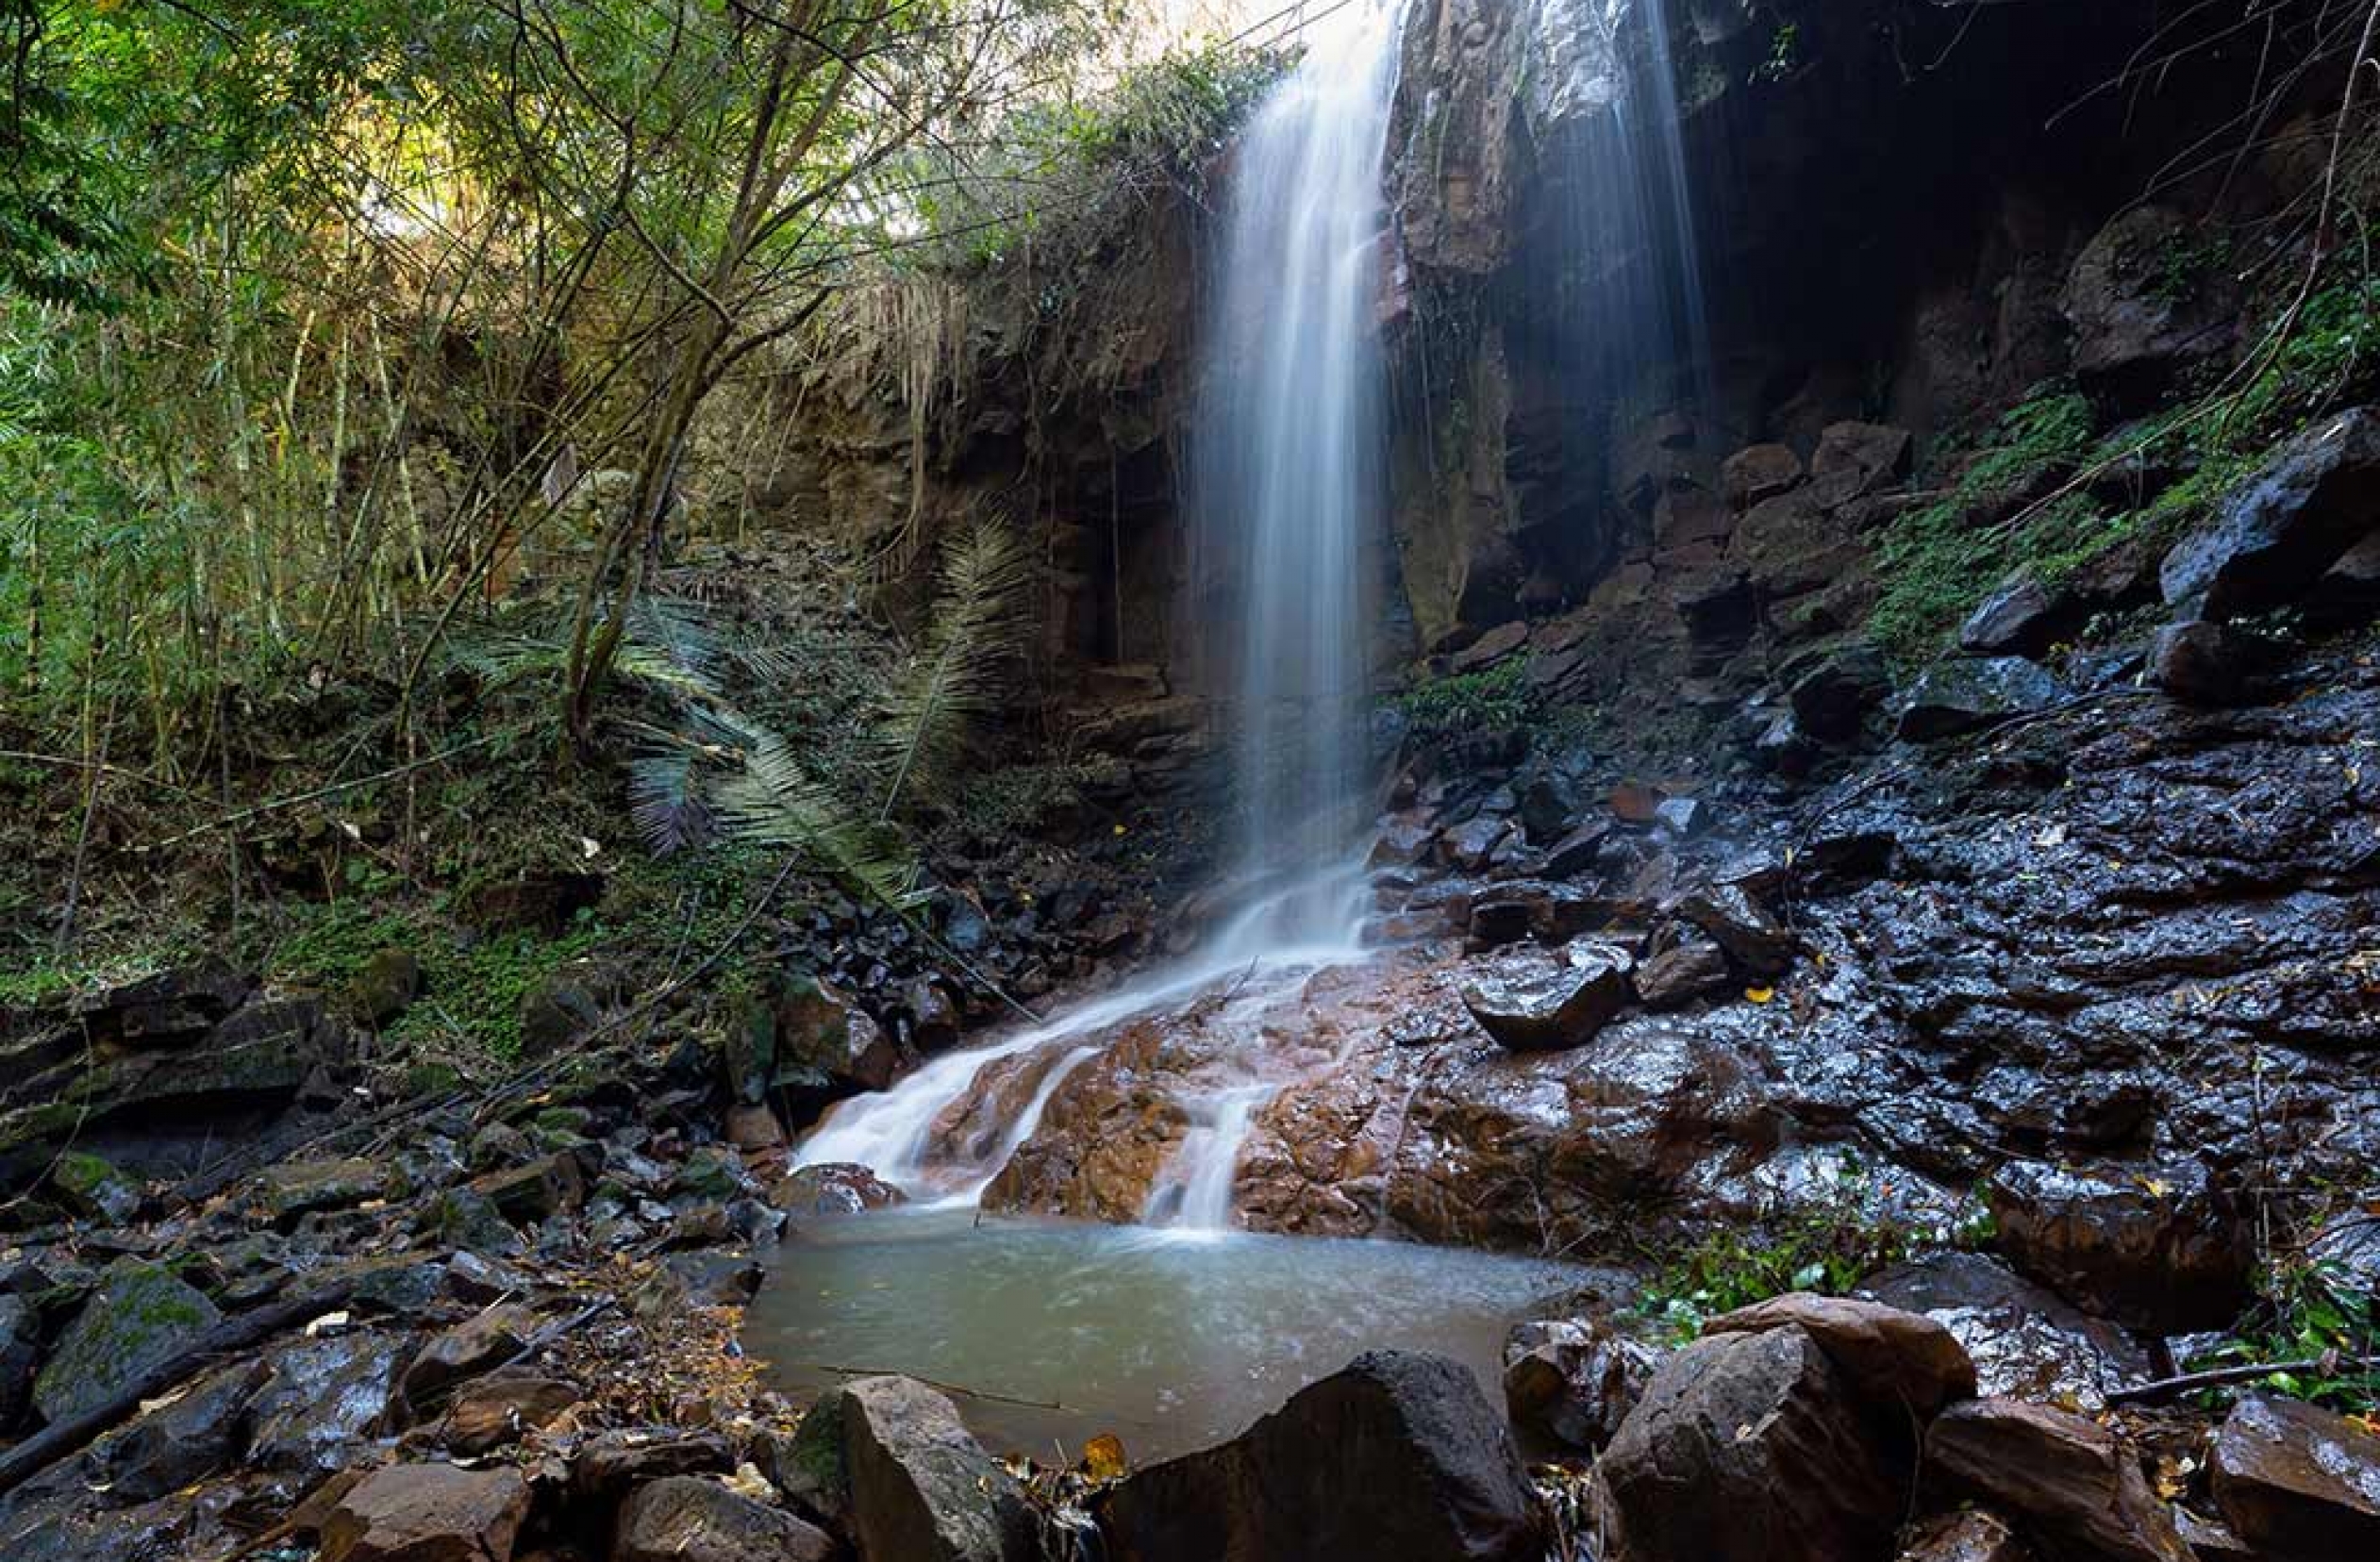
[745,1207,1593,1463]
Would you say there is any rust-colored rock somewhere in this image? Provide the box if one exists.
[320,1463,530,1562]
[1703,1292,1976,1421]
[2209,1394,2380,1560]
[1924,1398,2190,1562]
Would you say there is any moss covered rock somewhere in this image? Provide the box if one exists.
[33,1257,222,1423]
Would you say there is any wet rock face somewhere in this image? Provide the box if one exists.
[1988,1160,2253,1333]
[1600,1326,1904,1562]
[1858,1253,2149,1410]
[1097,1349,1540,1562]
[2161,407,2380,619]
[2209,1394,2380,1560]
[1459,942,1634,1049]
[1699,1292,1976,1421]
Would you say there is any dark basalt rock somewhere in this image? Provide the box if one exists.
[1502,1316,1657,1454]
[614,1474,835,1562]
[70,956,251,1046]
[248,1330,409,1477]
[1924,1398,2191,1562]
[1723,442,1805,510]
[2162,407,2380,619]
[400,1305,532,1414]
[569,1429,735,1506]
[1988,1160,2253,1334]
[1789,644,1892,742]
[2064,205,2239,413]
[2209,1394,2380,1561]
[1098,1349,1539,1562]
[92,1358,267,1503]
[830,1374,1036,1562]
[1600,1326,1903,1562]
[2149,619,2256,705]
[1896,657,2068,742]
[1634,930,1733,1009]
[1960,575,2077,658]
[33,1257,223,1424]
[1672,883,1792,978]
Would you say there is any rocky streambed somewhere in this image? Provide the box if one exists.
[4,419,2380,1558]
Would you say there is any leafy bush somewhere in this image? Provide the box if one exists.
[1396,659,1538,744]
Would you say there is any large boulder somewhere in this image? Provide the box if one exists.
[2208,1394,2380,1560]
[1858,1253,2150,1410]
[1599,1327,1904,1562]
[2162,407,2380,618]
[1988,1160,2253,1333]
[2064,205,2239,411]
[33,1257,223,1423]
[1700,1292,1976,1421]
[319,1462,531,1562]
[613,1476,836,1562]
[1097,1350,1539,1562]
[831,1374,1035,1562]
[92,1358,265,1502]
[1924,1398,2190,1562]
[1459,944,1634,1051]
[1896,658,2067,742]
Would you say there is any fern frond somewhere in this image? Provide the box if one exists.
[627,750,713,856]
[715,726,926,911]
[441,628,570,689]
[876,518,1036,819]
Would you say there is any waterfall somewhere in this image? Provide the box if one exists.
[795,4,1405,1233]
[1192,0,1402,963]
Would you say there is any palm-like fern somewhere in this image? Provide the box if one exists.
[876,517,1036,821]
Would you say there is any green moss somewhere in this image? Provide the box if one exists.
[1866,389,2099,663]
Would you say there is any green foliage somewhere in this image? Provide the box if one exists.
[1753,23,1801,85]
[877,519,1038,817]
[1637,1163,1992,1340]
[1867,273,2380,664]
[909,40,1280,268]
[2189,1254,2379,1413]
[1396,659,1539,743]
[948,754,1128,838]
[384,923,600,1065]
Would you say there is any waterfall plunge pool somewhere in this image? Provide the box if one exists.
[745,1206,1597,1463]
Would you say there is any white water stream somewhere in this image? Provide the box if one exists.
[795,5,1405,1233]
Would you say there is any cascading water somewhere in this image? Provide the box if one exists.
[1190,0,1402,962]
[795,3,1405,1234]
